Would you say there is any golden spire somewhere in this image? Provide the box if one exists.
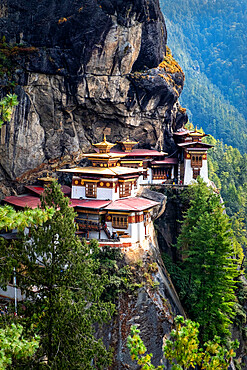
[117,136,138,152]
[93,134,116,153]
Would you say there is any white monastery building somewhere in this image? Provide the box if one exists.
[1,128,213,304]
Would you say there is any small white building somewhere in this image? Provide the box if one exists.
[174,128,213,185]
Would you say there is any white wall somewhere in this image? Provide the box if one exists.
[184,159,209,185]
[72,180,139,200]
[200,160,209,184]
[183,159,193,185]
[88,230,100,239]
[139,168,152,185]
[0,286,25,301]
[72,185,85,199]
[72,183,117,200]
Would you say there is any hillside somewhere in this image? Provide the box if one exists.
[160,0,247,153]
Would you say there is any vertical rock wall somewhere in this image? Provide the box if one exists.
[0,0,187,185]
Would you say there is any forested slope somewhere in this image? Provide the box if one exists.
[160,0,247,153]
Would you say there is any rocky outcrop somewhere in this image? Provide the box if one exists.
[97,244,185,369]
[0,0,187,187]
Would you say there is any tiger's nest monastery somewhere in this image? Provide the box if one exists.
[3,128,213,251]
[1,128,213,304]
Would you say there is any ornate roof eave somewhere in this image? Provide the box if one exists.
[177,142,213,148]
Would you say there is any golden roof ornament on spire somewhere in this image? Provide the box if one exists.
[93,134,116,153]
[189,126,205,137]
[118,136,138,152]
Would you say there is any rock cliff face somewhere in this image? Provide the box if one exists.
[97,242,185,369]
[0,0,187,187]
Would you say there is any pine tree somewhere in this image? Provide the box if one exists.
[177,178,239,342]
[3,182,114,368]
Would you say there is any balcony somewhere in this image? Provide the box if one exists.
[75,218,101,231]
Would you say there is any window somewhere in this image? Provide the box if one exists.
[119,182,131,198]
[85,182,97,198]
[191,155,202,168]
[112,215,128,229]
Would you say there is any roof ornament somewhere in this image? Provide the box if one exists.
[118,136,138,152]
[93,134,116,153]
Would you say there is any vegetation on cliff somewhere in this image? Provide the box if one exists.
[128,316,239,369]
[0,94,18,128]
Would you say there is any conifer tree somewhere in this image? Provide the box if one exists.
[177,178,239,342]
[2,182,114,368]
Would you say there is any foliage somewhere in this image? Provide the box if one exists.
[0,94,18,128]
[92,246,137,302]
[0,181,114,368]
[0,323,39,369]
[203,136,247,262]
[160,1,247,153]
[162,253,196,309]
[128,316,238,370]
[127,325,163,370]
[0,204,55,231]
[176,178,239,342]
[159,47,184,75]
[0,36,37,90]
[205,137,247,225]
[163,316,238,370]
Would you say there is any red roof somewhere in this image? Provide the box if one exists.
[4,195,41,209]
[178,142,213,148]
[3,195,111,211]
[25,185,71,196]
[25,186,44,195]
[173,130,189,136]
[185,148,209,152]
[70,199,111,209]
[104,197,159,212]
[112,149,166,157]
[152,158,178,165]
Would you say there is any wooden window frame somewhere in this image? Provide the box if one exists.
[85,182,97,198]
[191,155,202,168]
[119,182,131,198]
[112,215,128,229]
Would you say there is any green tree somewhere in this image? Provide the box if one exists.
[177,178,239,342]
[0,205,55,289]
[128,316,238,370]
[1,182,114,368]
[127,325,163,370]
[0,323,39,369]
[0,94,18,128]
[0,205,55,231]
[163,316,238,370]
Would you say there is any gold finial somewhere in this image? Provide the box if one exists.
[103,134,107,142]
[195,126,198,132]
